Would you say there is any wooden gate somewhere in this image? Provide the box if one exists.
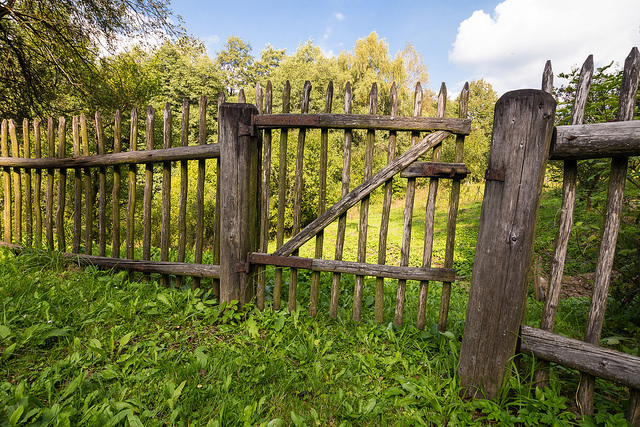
[219,80,472,329]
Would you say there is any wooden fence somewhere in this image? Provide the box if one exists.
[458,47,640,423]
[0,79,472,331]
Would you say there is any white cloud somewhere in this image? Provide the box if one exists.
[450,0,640,94]
[334,12,345,21]
[203,34,221,55]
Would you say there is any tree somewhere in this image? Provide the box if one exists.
[0,0,180,117]
[444,79,497,181]
[215,36,256,96]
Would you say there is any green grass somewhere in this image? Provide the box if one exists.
[0,183,636,425]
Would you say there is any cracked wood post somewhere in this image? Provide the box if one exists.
[458,89,556,399]
[219,103,261,305]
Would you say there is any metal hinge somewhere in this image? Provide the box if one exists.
[485,168,506,182]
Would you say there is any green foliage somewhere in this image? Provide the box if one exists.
[550,61,640,327]
[0,0,180,117]
[0,244,631,425]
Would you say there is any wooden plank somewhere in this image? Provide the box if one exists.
[126,108,138,260]
[550,120,640,160]
[437,82,469,332]
[536,55,591,389]
[95,112,107,257]
[419,83,446,330]
[400,162,469,179]
[0,144,221,168]
[9,120,21,244]
[112,110,122,258]
[71,117,82,253]
[375,82,398,323]
[330,83,353,318]
[274,129,451,258]
[274,81,291,310]
[23,119,32,246]
[257,82,273,310]
[578,47,640,416]
[353,83,377,322]
[395,83,423,328]
[249,253,456,282]
[193,95,207,289]
[45,118,54,250]
[82,114,93,255]
[254,113,471,134]
[213,93,223,295]
[219,103,260,305]
[160,103,172,286]
[289,80,311,312]
[1,120,10,243]
[542,60,553,94]
[56,117,67,252]
[309,82,334,317]
[142,107,154,265]
[176,100,189,288]
[33,118,42,248]
[65,254,221,277]
[519,325,640,389]
[458,89,556,399]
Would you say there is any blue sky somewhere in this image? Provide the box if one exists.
[170,0,640,95]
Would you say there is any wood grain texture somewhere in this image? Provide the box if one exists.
[353,83,377,322]
[274,81,291,310]
[519,325,640,389]
[274,131,451,259]
[536,54,592,388]
[81,113,92,255]
[254,114,471,134]
[160,103,172,286]
[9,120,21,244]
[249,253,455,282]
[112,111,122,258]
[257,82,273,310]
[142,107,154,263]
[0,144,220,168]
[310,81,333,317]
[578,47,639,416]
[126,108,138,260]
[22,119,32,246]
[1,120,10,243]
[56,117,66,251]
[95,112,107,256]
[33,118,42,248]
[395,82,423,328]
[45,118,54,249]
[550,120,640,160]
[418,83,446,330]
[219,103,260,305]
[330,82,352,318]
[437,82,469,332]
[375,82,398,323]
[71,117,82,253]
[193,95,207,289]
[289,81,311,312]
[176,100,189,288]
[458,89,556,399]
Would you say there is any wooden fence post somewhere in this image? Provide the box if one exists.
[219,103,261,305]
[458,89,556,399]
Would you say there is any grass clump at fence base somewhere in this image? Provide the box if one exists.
[0,247,631,426]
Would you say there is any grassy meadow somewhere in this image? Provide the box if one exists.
[0,183,636,425]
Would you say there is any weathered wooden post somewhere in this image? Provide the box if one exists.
[219,103,261,305]
[458,89,556,399]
